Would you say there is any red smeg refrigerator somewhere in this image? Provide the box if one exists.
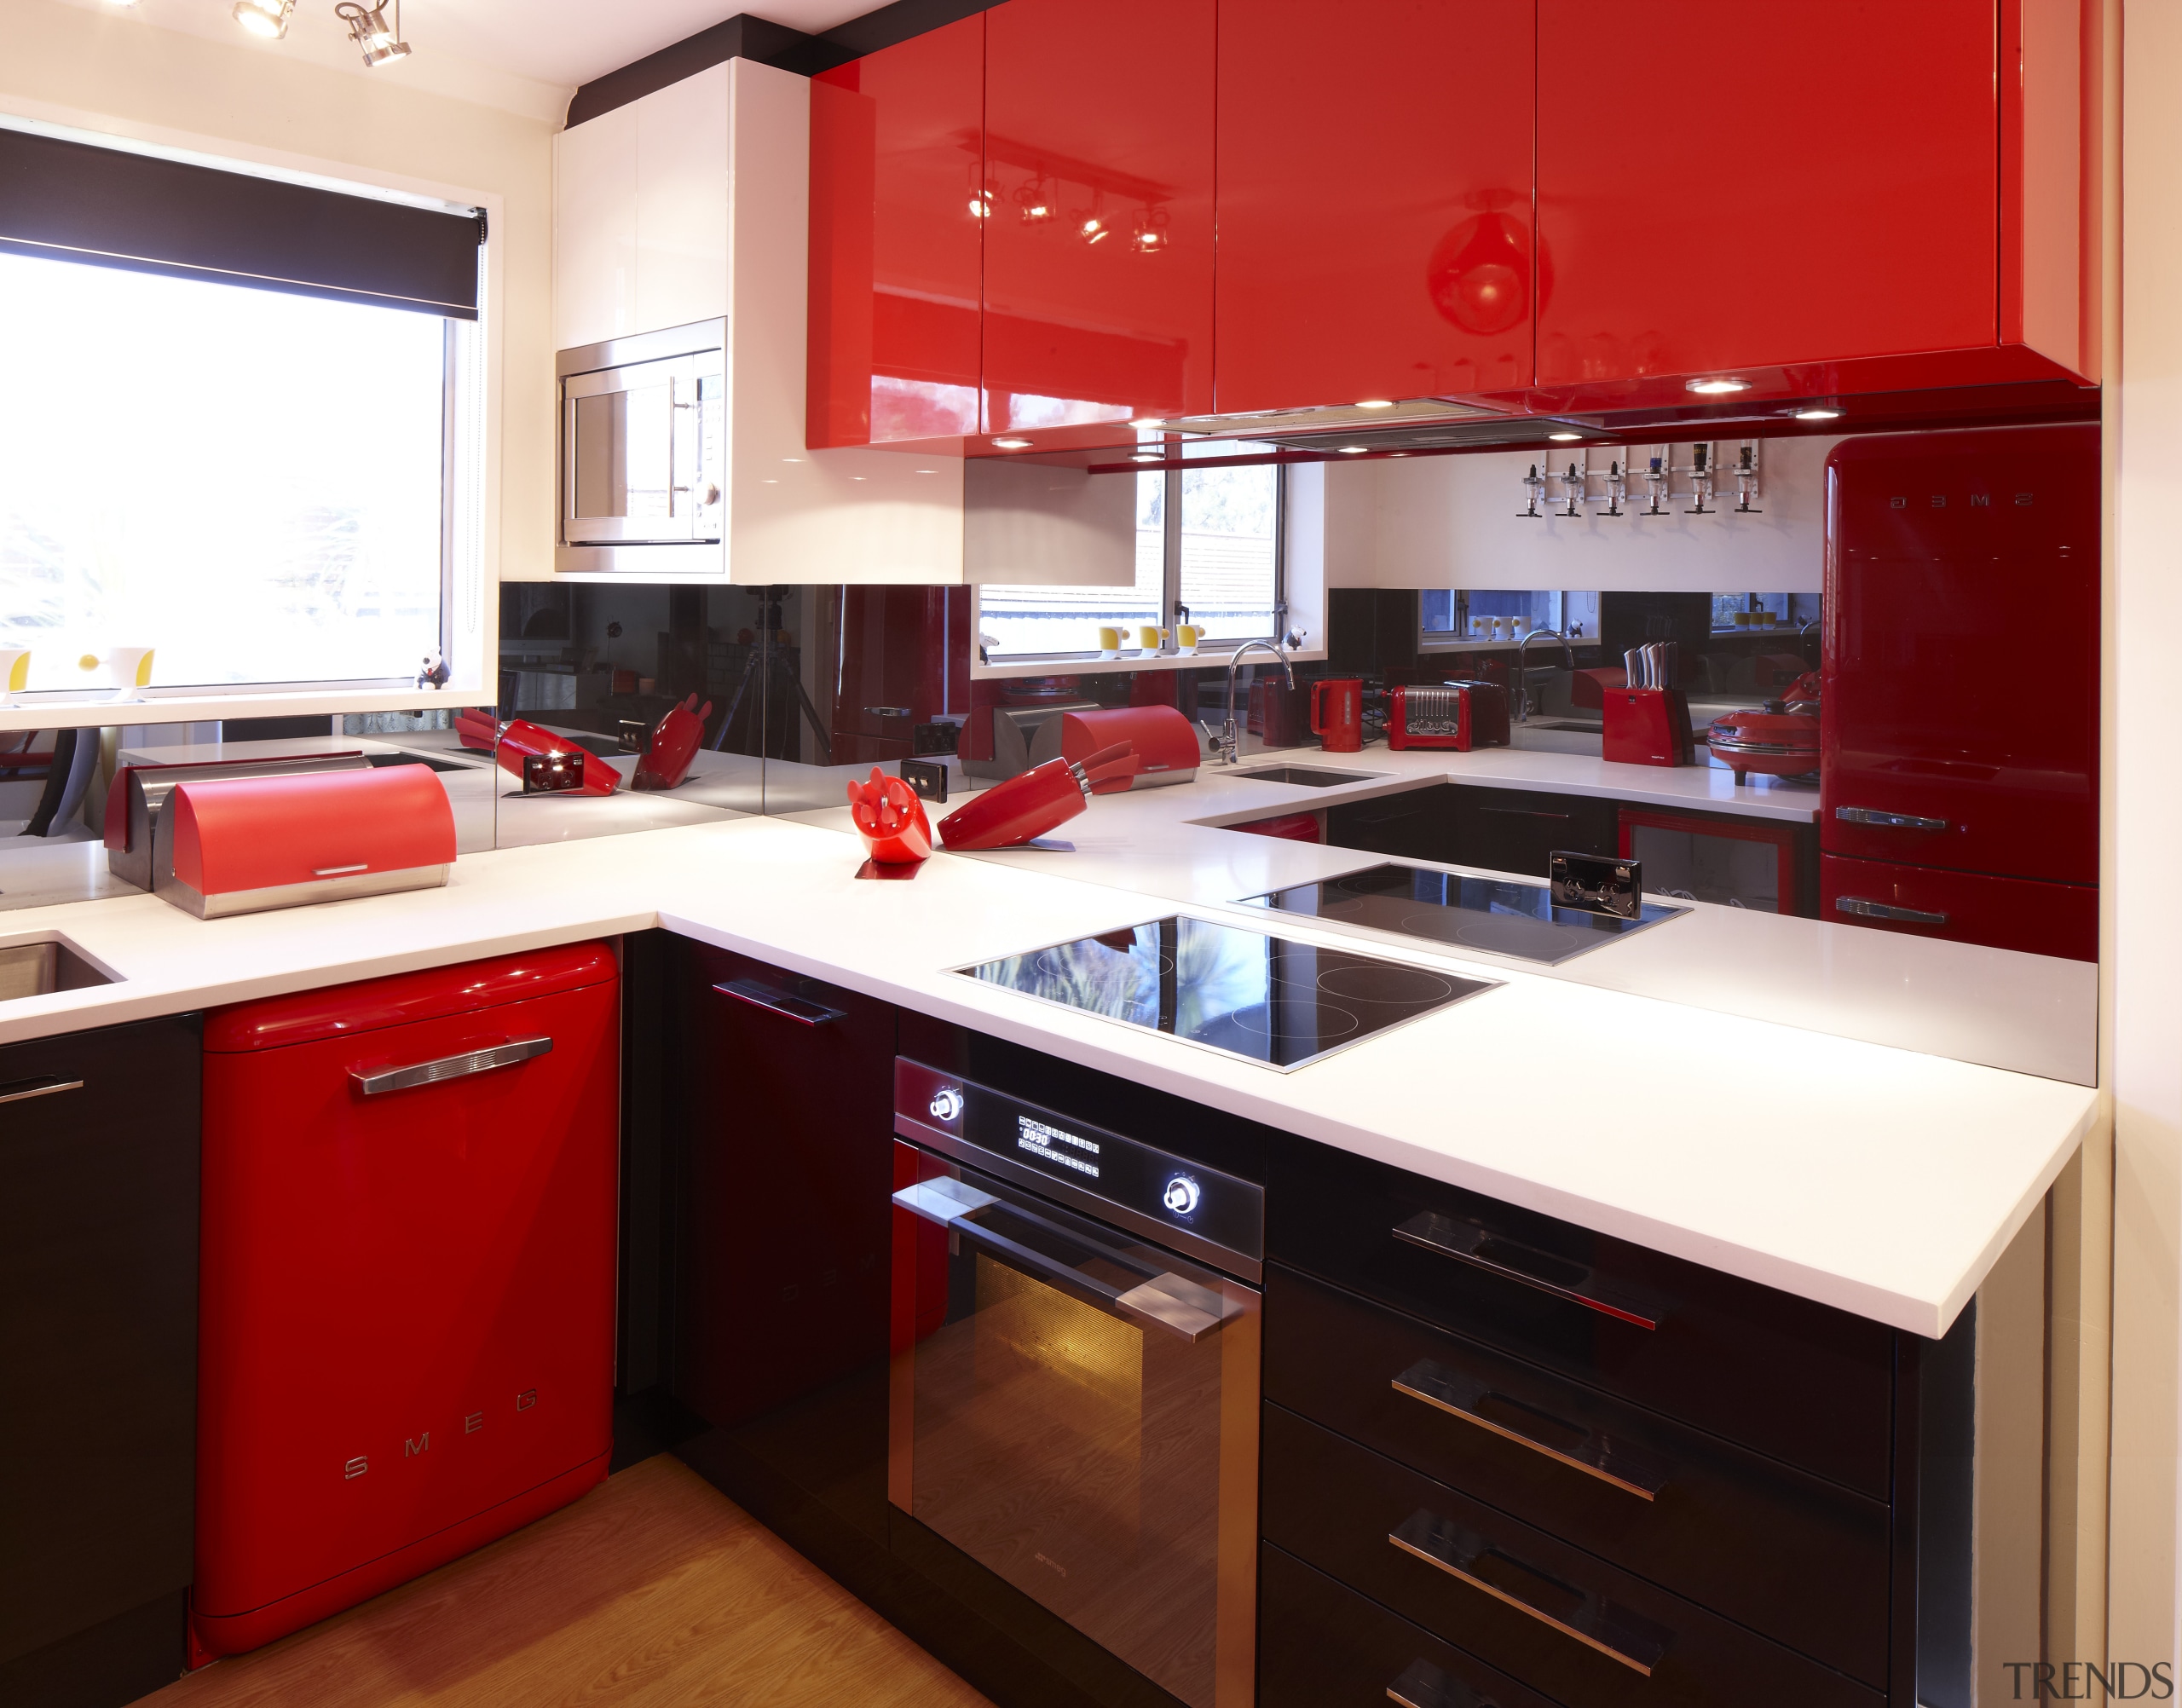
[193,943,621,1659]
[1821,424,2098,960]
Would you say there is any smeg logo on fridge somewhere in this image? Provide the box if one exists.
[341,1388,539,1480]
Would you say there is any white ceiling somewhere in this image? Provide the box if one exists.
[411,1,880,92]
[45,0,886,120]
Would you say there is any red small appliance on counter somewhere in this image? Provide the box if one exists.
[1310,678,1365,753]
[1059,706,1198,792]
[1388,681,1509,751]
[193,943,621,1660]
[1603,688,1697,767]
[937,742,1136,850]
[159,765,457,918]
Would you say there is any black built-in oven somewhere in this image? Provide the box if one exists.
[890,1059,1262,1708]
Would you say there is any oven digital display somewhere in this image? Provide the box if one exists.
[1017,1116,1101,1179]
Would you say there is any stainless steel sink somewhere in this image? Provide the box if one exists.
[0,936,118,1001]
[1222,765,1387,788]
[1532,719,1603,734]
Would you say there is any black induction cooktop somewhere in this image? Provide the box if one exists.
[1237,863,1685,966]
[958,915,1498,1071]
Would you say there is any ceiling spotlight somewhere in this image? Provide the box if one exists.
[1080,215,1110,245]
[1792,407,1842,420]
[232,0,293,37]
[967,188,993,219]
[336,0,409,65]
[1131,207,1170,253]
[992,437,1033,450]
[1686,377,1750,395]
[1355,400,1395,410]
[1014,178,1053,225]
[1337,446,1371,455]
[1547,432,1583,441]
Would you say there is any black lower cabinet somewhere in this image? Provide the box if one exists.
[657,946,1159,1708]
[0,1014,200,1708]
[1260,1405,1880,1708]
[1451,786,1619,880]
[1325,785,1458,861]
[1259,1543,1559,1708]
[1262,1266,1890,1686]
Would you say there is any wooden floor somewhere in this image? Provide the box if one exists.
[147,1455,994,1708]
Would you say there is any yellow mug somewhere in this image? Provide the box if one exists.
[1096,626,1125,657]
[0,649,27,701]
[82,647,155,701]
[1136,626,1165,653]
[1175,625,1203,653]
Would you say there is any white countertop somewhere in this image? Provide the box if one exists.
[0,782,2096,1340]
[790,739,2094,1087]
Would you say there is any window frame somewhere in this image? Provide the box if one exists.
[975,461,1287,666]
[0,112,498,732]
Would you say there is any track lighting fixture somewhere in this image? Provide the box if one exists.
[336,0,409,66]
[231,0,292,38]
[233,0,409,63]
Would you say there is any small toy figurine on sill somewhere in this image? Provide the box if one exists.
[847,766,932,879]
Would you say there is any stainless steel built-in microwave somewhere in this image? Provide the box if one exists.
[556,319,724,574]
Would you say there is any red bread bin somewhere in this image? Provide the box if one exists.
[1060,706,1199,793]
[193,944,620,1659]
[164,765,457,918]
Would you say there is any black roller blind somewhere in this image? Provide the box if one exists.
[0,126,482,318]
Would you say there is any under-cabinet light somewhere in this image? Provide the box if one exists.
[1337,446,1371,454]
[992,438,1033,450]
[1792,407,1842,420]
[1548,432,1583,441]
[1355,400,1394,410]
[1686,378,1750,395]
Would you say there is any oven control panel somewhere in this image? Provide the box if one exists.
[893,1058,1262,1274]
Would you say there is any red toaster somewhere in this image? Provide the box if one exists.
[1388,681,1509,751]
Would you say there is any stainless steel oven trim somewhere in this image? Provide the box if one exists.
[886,1139,1261,1708]
[895,1117,1262,1283]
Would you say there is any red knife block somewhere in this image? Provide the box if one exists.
[1603,688,1695,767]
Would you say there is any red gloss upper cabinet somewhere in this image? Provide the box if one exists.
[808,17,984,447]
[1533,0,2096,408]
[1214,0,1536,415]
[982,0,1215,434]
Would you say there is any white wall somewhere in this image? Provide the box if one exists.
[1326,436,1838,594]
[2108,0,2182,1673]
[1,0,564,609]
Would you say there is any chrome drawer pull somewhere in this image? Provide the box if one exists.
[1834,805,1949,831]
[1386,1658,1485,1708]
[1392,1359,1668,1500]
[1834,896,1950,926]
[0,1076,84,1105]
[1392,1211,1661,1330]
[1389,1508,1671,1676]
[351,1036,551,1096]
[713,978,846,1026]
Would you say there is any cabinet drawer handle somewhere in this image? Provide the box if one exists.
[1392,1210,1660,1330]
[713,978,846,1026]
[1392,1359,1668,1499]
[1480,806,1570,821]
[351,1036,551,1096]
[1835,896,1950,926]
[1835,805,1949,831]
[1389,1508,1671,1676]
[0,1075,84,1105]
[1386,1658,1485,1708]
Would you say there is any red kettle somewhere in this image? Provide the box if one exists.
[1311,678,1365,753]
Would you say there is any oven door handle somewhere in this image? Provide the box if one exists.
[892,1183,1227,1342]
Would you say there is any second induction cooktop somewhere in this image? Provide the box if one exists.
[958,915,1498,1071]
[1237,863,1686,966]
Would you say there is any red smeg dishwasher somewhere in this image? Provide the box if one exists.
[193,942,620,1659]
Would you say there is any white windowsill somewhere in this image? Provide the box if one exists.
[0,684,488,736]
[971,646,1328,682]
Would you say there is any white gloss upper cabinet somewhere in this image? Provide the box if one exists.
[554,69,730,352]
[553,101,638,352]
[552,60,966,585]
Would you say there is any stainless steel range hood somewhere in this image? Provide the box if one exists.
[1142,395,1586,454]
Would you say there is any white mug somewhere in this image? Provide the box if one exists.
[84,646,154,701]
